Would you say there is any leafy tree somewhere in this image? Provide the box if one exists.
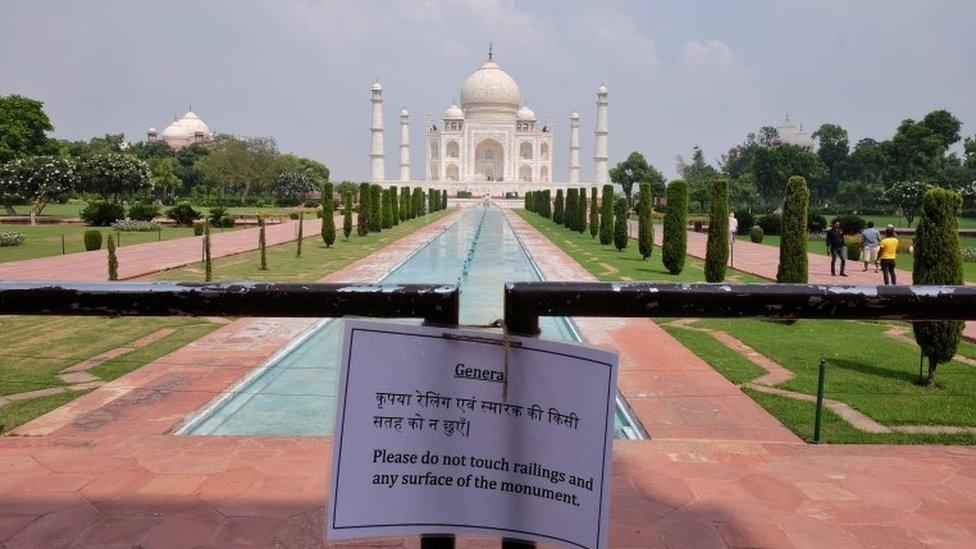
[342,192,353,240]
[883,181,931,226]
[834,179,884,211]
[637,182,653,260]
[599,185,614,245]
[0,155,77,223]
[846,138,887,185]
[885,110,962,185]
[612,197,628,251]
[776,176,810,283]
[704,179,730,282]
[811,123,850,201]
[553,189,565,225]
[274,171,316,205]
[730,173,762,211]
[912,188,964,385]
[589,187,598,238]
[321,182,336,247]
[78,154,151,201]
[752,144,826,206]
[610,151,663,205]
[357,183,370,236]
[0,94,58,163]
[149,157,182,200]
[194,135,280,198]
[721,127,778,179]
[296,157,330,185]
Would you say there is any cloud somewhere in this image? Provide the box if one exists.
[678,39,748,79]
[569,10,661,73]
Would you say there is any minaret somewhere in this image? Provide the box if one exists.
[370,81,385,182]
[594,84,609,185]
[399,110,410,182]
[569,112,580,185]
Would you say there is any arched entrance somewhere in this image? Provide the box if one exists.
[475,139,504,181]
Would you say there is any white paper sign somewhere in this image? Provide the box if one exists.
[327,319,618,549]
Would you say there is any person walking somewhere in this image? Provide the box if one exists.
[826,221,847,276]
[879,225,899,285]
[860,221,881,272]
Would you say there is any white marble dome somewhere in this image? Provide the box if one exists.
[443,104,464,120]
[775,115,814,150]
[517,105,536,121]
[161,110,214,149]
[460,60,520,117]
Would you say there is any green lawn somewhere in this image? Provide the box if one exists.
[517,209,976,444]
[859,214,976,230]
[148,208,453,282]
[517,210,765,284]
[0,223,241,263]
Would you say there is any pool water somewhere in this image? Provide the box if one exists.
[181,205,644,438]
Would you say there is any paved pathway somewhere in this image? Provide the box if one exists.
[0,207,974,547]
[0,217,327,281]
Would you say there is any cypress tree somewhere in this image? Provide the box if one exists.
[203,221,212,281]
[553,189,565,225]
[258,216,268,270]
[400,185,410,220]
[613,197,629,251]
[107,233,118,281]
[429,189,436,212]
[776,176,809,282]
[369,185,382,231]
[589,187,599,238]
[704,179,730,282]
[599,185,614,245]
[391,186,399,225]
[413,188,423,216]
[442,189,447,210]
[662,180,689,275]
[542,190,552,219]
[564,189,575,228]
[322,182,336,247]
[381,189,393,229]
[524,192,531,211]
[296,212,304,257]
[638,182,653,260]
[912,187,964,385]
[357,183,370,235]
[342,192,353,240]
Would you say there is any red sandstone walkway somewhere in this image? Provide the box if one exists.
[0,217,327,281]
[1,207,975,547]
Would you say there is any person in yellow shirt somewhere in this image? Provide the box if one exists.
[879,225,899,285]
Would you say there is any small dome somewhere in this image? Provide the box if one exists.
[597,84,609,94]
[517,105,537,121]
[147,126,157,133]
[460,60,520,114]
[775,114,814,149]
[401,109,409,117]
[443,104,464,120]
[161,109,214,147]
[371,81,383,91]
[571,112,580,120]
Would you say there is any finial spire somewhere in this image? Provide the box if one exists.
[488,43,493,61]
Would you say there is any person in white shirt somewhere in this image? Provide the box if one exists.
[728,212,738,245]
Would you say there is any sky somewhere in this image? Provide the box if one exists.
[2,0,974,182]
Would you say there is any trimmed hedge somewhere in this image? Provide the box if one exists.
[733,209,755,235]
[83,230,102,251]
[662,180,688,275]
[112,220,160,232]
[128,202,159,222]
[82,201,125,226]
[704,179,730,282]
[807,213,827,234]
[750,226,764,243]
[776,175,809,283]
[165,201,201,227]
[757,213,782,236]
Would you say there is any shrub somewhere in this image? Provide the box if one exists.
[553,189,565,225]
[207,206,235,228]
[166,201,202,227]
[456,190,473,199]
[613,197,629,251]
[662,180,688,275]
[322,182,336,247]
[106,234,118,281]
[112,220,160,232]
[807,213,827,234]
[193,220,205,236]
[599,185,614,245]
[288,212,300,220]
[638,182,653,260]
[913,188,964,385]
[777,176,809,283]
[589,187,599,238]
[830,214,866,235]
[704,179,730,282]
[83,229,102,251]
[0,231,26,247]
[757,213,782,236]
[733,209,755,235]
[81,201,125,226]
[962,246,976,263]
[128,202,160,221]
[505,191,519,199]
[844,235,862,260]
[749,226,764,243]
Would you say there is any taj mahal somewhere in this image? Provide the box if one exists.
[369,50,609,196]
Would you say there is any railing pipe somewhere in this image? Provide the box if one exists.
[504,282,976,336]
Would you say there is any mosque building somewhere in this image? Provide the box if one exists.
[772,113,815,150]
[370,49,608,196]
[147,108,215,150]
